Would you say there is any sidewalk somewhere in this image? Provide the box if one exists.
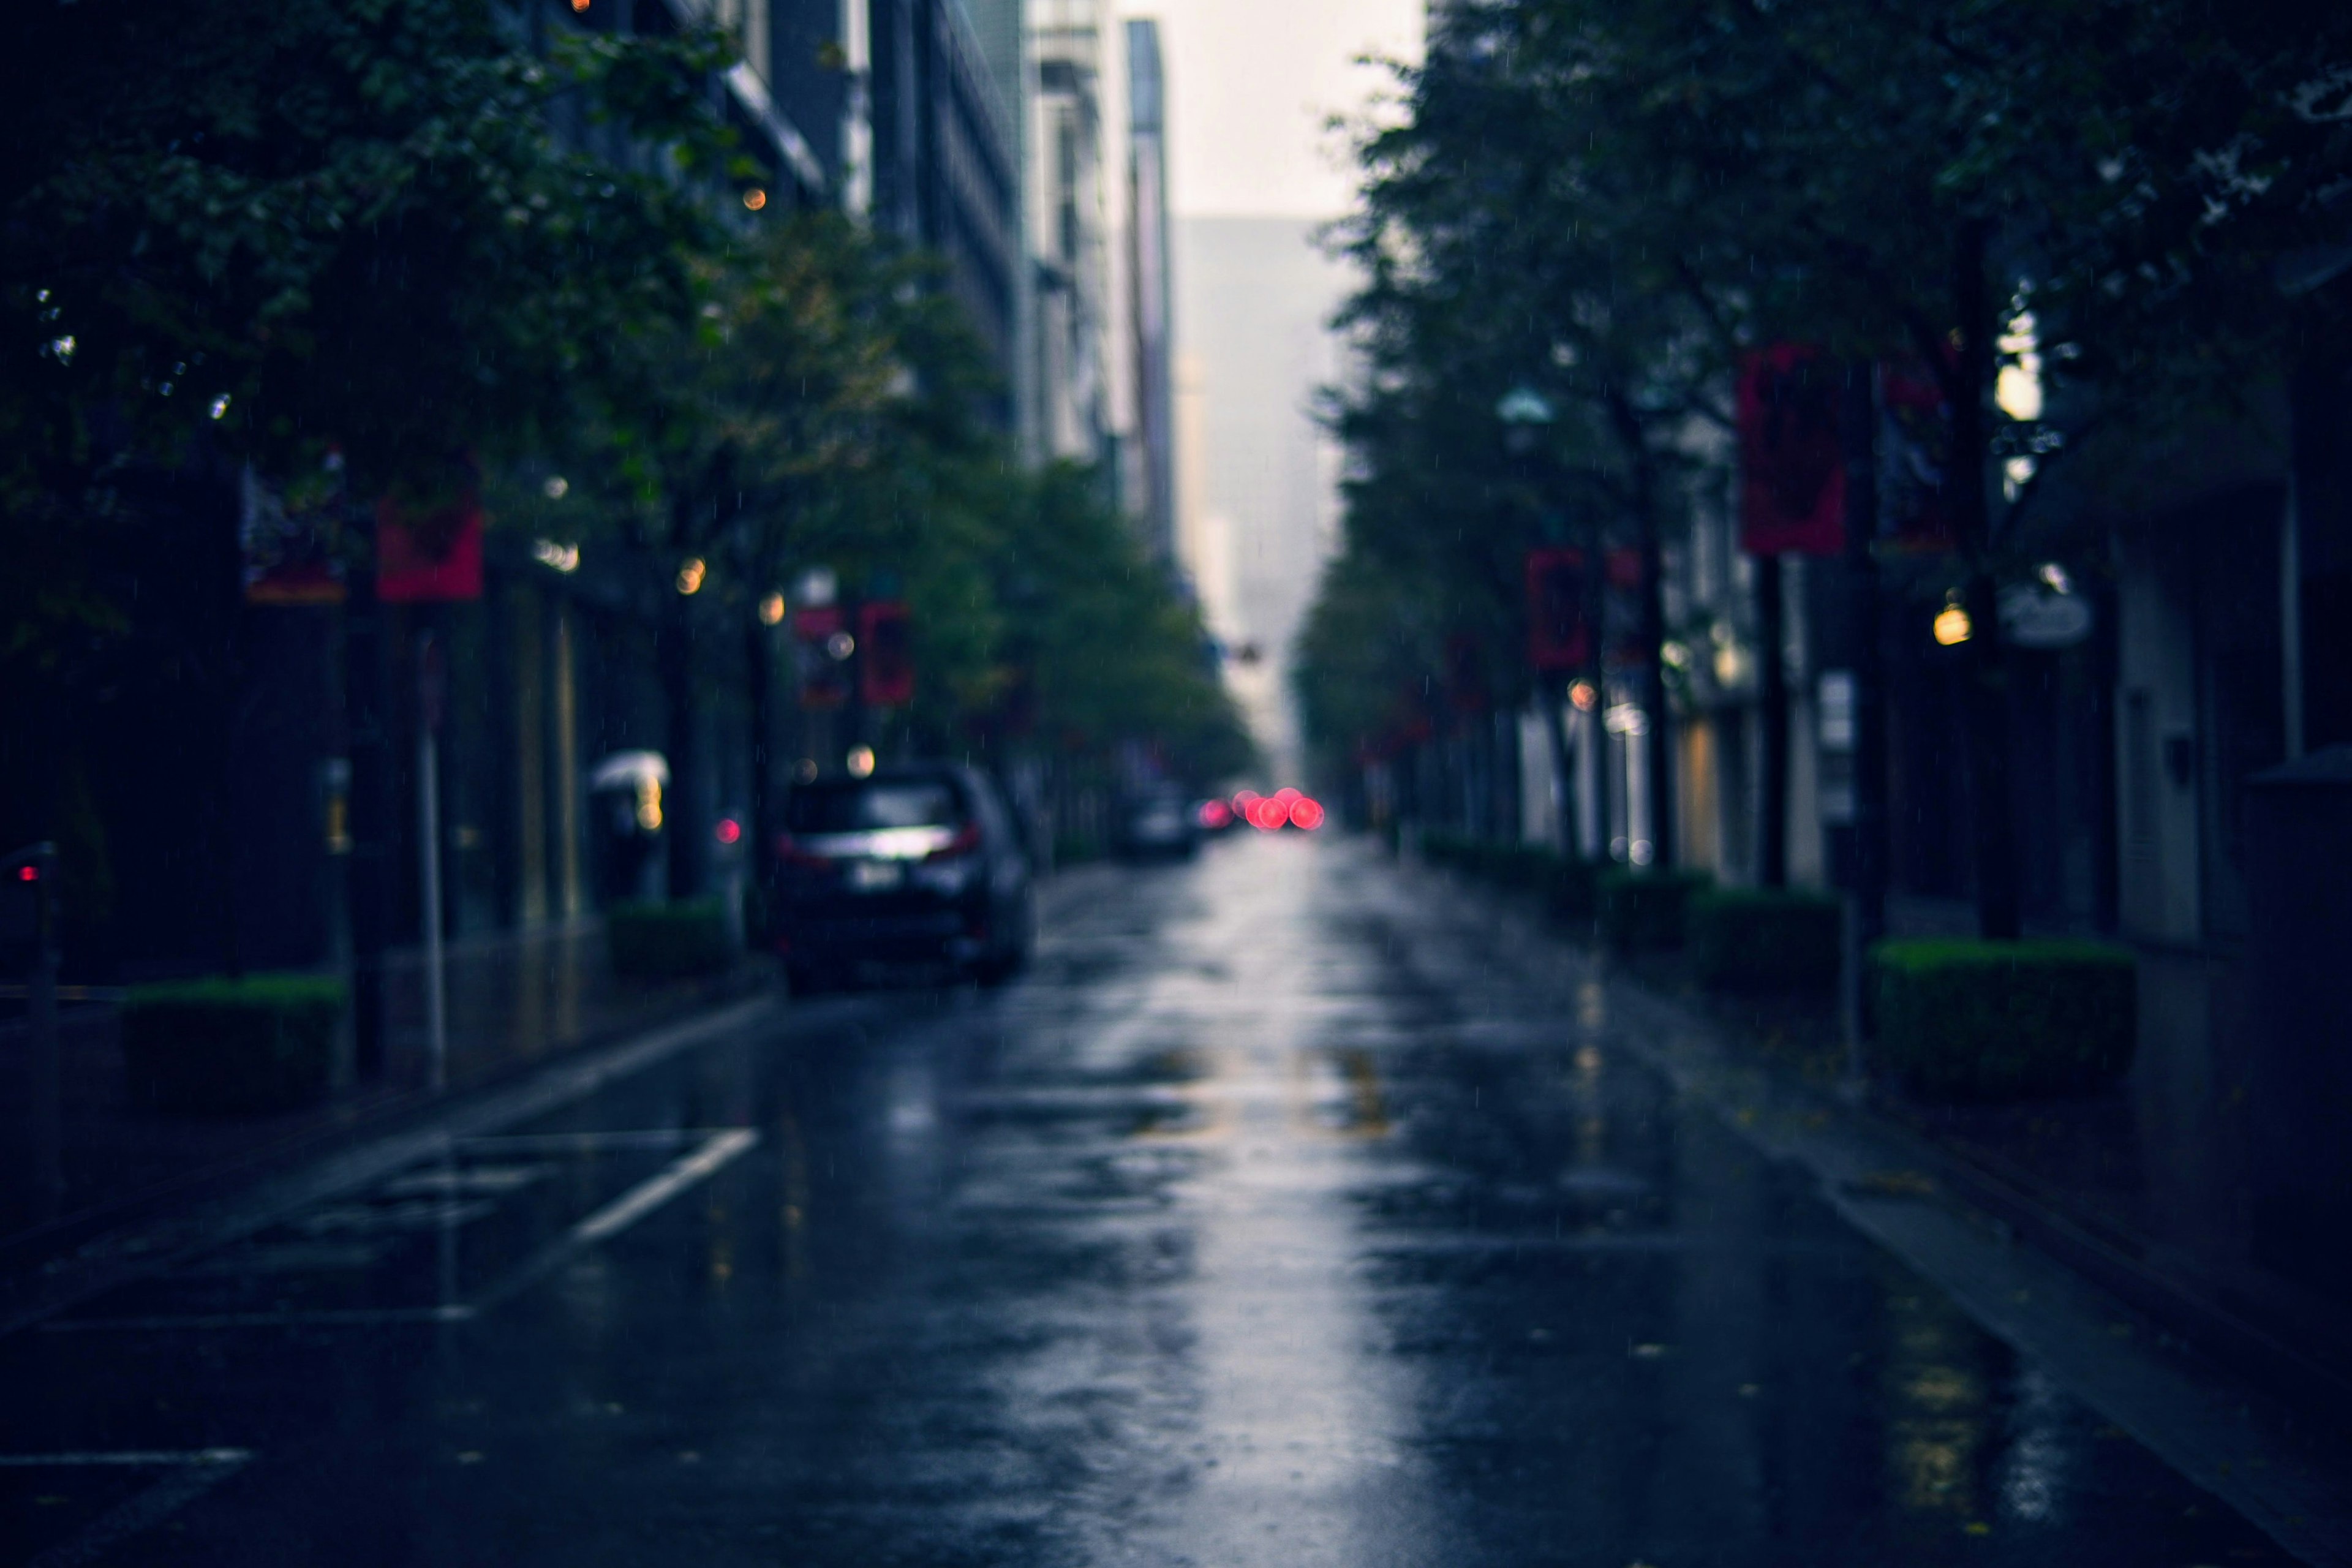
[1435,853,2352,1430]
[0,919,763,1261]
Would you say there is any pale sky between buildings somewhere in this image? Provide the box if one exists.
[1135,0,1425,219]
[1138,0,1425,778]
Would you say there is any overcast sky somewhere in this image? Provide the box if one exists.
[1133,0,1424,219]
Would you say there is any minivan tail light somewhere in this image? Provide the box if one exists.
[925,822,982,862]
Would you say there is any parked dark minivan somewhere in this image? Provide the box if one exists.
[766,764,1034,990]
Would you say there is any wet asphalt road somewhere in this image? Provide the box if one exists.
[0,835,2306,1566]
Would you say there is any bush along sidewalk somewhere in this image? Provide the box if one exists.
[123,974,347,1115]
[608,900,736,980]
[1687,888,1842,992]
[1598,867,1713,951]
[1872,939,2137,1102]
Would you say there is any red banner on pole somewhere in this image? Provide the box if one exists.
[858,601,914,707]
[377,485,484,603]
[1739,345,1845,557]
[1525,548,1588,672]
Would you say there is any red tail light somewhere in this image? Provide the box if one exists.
[1290,798,1326,831]
[925,821,983,862]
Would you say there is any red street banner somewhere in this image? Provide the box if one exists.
[1739,345,1845,556]
[377,485,484,603]
[1525,548,1588,672]
[858,601,914,707]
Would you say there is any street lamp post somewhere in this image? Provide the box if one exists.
[1498,386,1583,858]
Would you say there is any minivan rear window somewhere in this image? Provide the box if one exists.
[785,780,962,834]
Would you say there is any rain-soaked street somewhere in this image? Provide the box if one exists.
[0,835,2326,1567]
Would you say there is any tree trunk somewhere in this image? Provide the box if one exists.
[1755,551,1789,888]
[1951,219,2021,939]
[1841,366,1888,951]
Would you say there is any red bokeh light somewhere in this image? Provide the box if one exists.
[1197,799,1233,829]
[1288,797,1325,831]
[714,818,742,846]
[1247,797,1288,832]
[1274,786,1302,805]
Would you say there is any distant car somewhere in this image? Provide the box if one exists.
[1115,787,1199,861]
[766,764,1034,990]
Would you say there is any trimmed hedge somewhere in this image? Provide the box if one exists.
[1597,868,1713,950]
[123,974,345,1115]
[1872,939,2136,1102]
[608,899,734,980]
[1689,888,1843,991]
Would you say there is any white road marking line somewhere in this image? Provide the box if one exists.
[42,1127,758,1333]
[455,1128,733,1153]
[3,995,783,1341]
[466,1128,761,1311]
[573,1129,759,1243]
[7,1449,252,1568]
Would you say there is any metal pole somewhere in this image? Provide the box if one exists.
[1756,552,1790,887]
[1841,363,1888,1096]
[418,633,449,1092]
[26,842,62,1215]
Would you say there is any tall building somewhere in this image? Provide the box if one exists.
[961,0,1039,456]
[1174,216,1352,780]
[1125,18,1177,563]
[762,1,1023,415]
[1027,0,1135,481]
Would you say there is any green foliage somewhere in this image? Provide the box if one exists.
[1298,0,2352,790]
[1688,889,1844,993]
[1597,869,1714,951]
[608,900,734,981]
[1872,939,2137,1102]
[527,214,1252,803]
[2,0,733,814]
[122,974,345,1115]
